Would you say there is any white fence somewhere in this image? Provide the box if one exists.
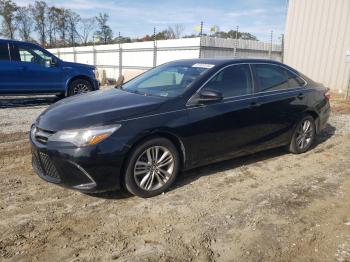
[48,37,282,82]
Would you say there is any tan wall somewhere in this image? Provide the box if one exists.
[284,0,350,92]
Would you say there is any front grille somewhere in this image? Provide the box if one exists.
[39,152,60,179]
[32,150,60,180]
[32,150,44,174]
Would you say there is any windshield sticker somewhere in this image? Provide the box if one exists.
[192,63,215,69]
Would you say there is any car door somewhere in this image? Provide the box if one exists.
[0,42,20,94]
[10,43,64,93]
[251,63,309,149]
[186,64,262,166]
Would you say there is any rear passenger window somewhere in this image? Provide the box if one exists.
[0,43,10,60]
[203,64,253,97]
[287,70,306,87]
[255,64,289,92]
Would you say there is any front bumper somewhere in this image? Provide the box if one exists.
[30,128,125,193]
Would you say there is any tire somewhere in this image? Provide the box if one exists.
[124,137,180,198]
[288,115,316,154]
[68,79,93,96]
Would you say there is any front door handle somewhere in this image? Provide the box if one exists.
[249,101,261,108]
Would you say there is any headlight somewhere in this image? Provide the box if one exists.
[93,69,99,79]
[50,124,121,147]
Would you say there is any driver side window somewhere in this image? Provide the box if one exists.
[203,64,253,98]
[13,45,52,66]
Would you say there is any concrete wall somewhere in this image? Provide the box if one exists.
[284,0,350,93]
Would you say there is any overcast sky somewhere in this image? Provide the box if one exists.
[16,0,288,41]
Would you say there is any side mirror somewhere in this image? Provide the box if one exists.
[197,89,223,104]
[45,58,57,67]
[44,60,51,68]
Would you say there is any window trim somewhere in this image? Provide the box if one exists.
[187,62,308,107]
[251,63,307,95]
[0,42,11,61]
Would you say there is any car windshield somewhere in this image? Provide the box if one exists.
[121,63,213,98]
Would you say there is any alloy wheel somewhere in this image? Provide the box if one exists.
[296,119,314,150]
[133,146,175,191]
[73,83,90,95]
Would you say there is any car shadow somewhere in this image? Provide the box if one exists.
[0,95,59,108]
[86,123,336,200]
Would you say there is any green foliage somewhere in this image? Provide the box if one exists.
[95,13,113,44]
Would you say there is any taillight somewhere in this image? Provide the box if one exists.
[324,88,331,100]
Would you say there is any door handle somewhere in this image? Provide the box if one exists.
[249,101,261,108]
[18,66,25,70]
[297,93,305,99]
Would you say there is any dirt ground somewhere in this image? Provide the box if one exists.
[0,95,350,262]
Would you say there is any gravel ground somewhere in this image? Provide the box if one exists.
[0,95,350,262]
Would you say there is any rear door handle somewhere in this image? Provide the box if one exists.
[297,93,305,99]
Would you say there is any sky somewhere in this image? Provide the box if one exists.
[16,0,288,42]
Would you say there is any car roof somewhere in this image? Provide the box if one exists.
[168,58,285,67]
[0,38,39,46]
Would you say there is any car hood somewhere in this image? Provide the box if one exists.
[35,89,167,131]
[60,61,95,70]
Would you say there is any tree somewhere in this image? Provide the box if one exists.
[95,13,113,44]
[47,6,60,47]
[66,10,80,46]
[16,6,33,41]
[0,0,18,39]
[172,24,185,39]
[55,7,69,46]
[213,30,258,41]
[31,1,47,46]
[78,17,96,45]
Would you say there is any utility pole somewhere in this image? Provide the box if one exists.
[234,26,239,58]
[269,30,273,59]
[281,34,285,63]
[200,21,203,37]
[199,21,204,58]
[118,32,122,77]
[153,27,157,67]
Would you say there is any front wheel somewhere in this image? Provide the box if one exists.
[288,115,316,154]
[124,137,180,198]
[68,79,93,96]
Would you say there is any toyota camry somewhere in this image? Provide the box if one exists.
[30,59,331,198]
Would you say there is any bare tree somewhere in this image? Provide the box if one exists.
[0,0,18,39]
[78,17,96,45]
[15,6,33,41]
[31,1,47,46]
[47,6,60,47]
[164,24,185,39]
[55,7,69,46]
[173,24,185,39]
[66,10,80,46]
[95,13,113,44]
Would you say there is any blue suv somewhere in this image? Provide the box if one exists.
[0,39,99,97]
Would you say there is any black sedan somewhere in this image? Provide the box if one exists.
[30,59,331,197]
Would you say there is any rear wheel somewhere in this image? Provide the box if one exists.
[68,79,93,96]
[124,137,180,198]
[289,115,316,154]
